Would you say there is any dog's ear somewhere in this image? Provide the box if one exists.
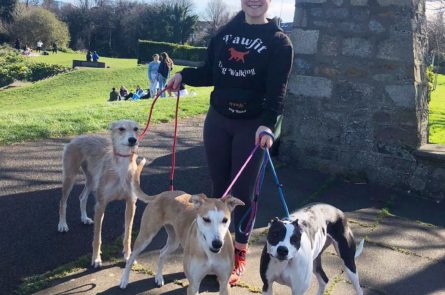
[268,217,280,227]
[223,195,245,211]
[190,193,207,208]
[109,121,117,130]
[292,219,304,234]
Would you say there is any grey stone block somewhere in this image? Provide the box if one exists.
[377,37,414,61]
[342,38,373,58]
[292,29,320,54]
[385,85,416,108]
[368,20,385,33]
[377,0,412,7]
[294,58,314,75]
[338,21,368,33]
[288,75,333,98]
[351,0,368,6]
[325,8,349,20]
[351,8,370,21]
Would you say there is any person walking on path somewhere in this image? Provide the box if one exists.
[36,40,43,52]
[52,42,58,54]
[157,52,173,98]
[15,38,21,51]
[148,54,160,97]
[167,0,293,286]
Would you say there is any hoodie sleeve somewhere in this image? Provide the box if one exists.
[260,33,293,130]
[180,37,215,87]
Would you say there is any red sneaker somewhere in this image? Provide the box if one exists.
[229,248,247,286]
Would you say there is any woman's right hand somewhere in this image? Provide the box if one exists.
[167,72,182,91]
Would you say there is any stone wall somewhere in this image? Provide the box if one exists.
[281,0,443,199]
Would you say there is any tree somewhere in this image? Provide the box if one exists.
[0,0,17,23]
[167,1,198,44]
[204,0,231,38]
[11,7,70,49]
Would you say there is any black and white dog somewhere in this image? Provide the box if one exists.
[260,203,364,295]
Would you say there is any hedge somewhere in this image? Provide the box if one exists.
[137,40,207,64]
[0,46,70,88]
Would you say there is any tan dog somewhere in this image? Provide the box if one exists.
[119,159,244,295]
[58,119,140,268]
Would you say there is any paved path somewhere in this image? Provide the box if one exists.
[1,116,444,295]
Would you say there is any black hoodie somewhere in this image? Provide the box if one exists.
[181,12,293,130]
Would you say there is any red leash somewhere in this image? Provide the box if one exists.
[137,87,181,191]
[137,88,168,142]
[169,91,180,191]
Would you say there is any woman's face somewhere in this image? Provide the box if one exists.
[241,0,271,24]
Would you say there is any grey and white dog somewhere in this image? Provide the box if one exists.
[260,203,364,295]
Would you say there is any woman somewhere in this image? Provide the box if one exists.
[148,54,160,97]
[157,52,173,97]
[167,0,293,285]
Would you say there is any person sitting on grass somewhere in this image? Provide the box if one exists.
[119,85,130,99]
[108,87,121,102]
[130,85,146,101]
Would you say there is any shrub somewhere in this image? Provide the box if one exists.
[28,62,70,81]
[0,45,70,87]
[138,40,206,64]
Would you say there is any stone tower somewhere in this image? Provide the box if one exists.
[281,0,444,198]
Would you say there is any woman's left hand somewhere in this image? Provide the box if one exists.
[255,126,274,149]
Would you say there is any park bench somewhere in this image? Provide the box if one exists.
[72,60,106,68]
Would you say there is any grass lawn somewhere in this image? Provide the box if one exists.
[1,52,211,145]
[429,73,445,144]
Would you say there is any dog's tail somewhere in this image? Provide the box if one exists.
[355,239,365,258]
[132,158,156,203]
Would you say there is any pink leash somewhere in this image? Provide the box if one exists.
[221,143,261,200]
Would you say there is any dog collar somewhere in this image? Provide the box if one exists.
[114,151,134,158]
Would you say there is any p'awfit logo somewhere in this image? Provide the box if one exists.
[228,48,250,63]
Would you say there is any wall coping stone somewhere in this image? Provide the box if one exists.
[415,144,445,162]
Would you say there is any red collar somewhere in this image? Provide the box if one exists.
[114,151,134,158]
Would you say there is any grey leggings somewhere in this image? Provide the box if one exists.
[203,106,264,244]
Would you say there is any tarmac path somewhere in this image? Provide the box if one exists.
[1,116,445,295]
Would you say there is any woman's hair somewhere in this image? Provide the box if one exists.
[160,52,173,68]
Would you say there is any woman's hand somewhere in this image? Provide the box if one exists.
[167,72,182,91]
[255,126,274,149]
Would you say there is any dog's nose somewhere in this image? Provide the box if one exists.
[277,246,288,257]
[212,239,223,250]
[128,137,137,146]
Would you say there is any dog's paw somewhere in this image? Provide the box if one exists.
[155,274,164,287]
[58,222,69,232]
[119,276,129,289]
[91,258,102,268]
[81,217,94,225]
[123,254,137,265]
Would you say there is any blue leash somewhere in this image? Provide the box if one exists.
[238,131,290,235]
